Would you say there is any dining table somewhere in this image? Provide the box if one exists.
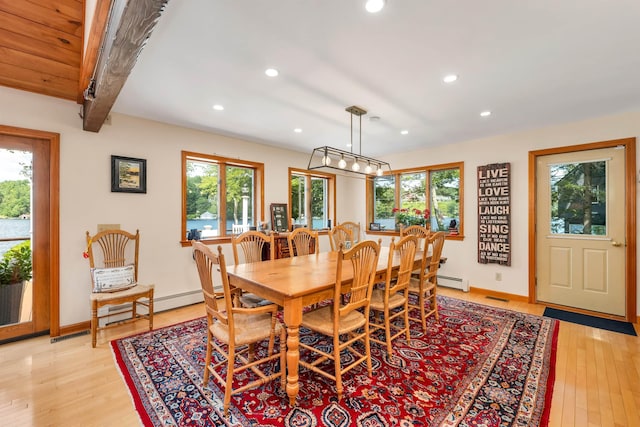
[227,246,426,405]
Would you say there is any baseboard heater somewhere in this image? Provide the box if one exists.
[103,290,204,322]
[437,275,469,292]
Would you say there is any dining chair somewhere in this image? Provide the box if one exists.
[408,231,446,331]
[328,224,353,251]
[231,230,275,307]
[338,221,361,244]
[192,241,286,417]
[400,224,430,254]
[369,235,418,356]
[298,238,381,400]
[287,227,319,256]
[85,229,154,348]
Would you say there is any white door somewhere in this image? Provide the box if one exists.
[536,146,626,316]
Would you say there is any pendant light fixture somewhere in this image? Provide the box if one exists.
[307,105,391,176]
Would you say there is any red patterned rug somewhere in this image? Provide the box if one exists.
[111,296,558,426]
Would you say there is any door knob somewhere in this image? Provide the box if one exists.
[611,241,623,247]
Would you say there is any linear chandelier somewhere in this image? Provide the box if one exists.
[307,105,391,176]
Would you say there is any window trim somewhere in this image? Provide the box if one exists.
[366,161,464,240]
[181,150,264,246]
[288,167,336,234]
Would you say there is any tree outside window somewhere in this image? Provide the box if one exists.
[368,162,463,237]
[182,151,263,243]
[289,168,335,230]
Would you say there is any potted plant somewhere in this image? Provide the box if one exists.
[393,207,431,230]
[0,241,32,326]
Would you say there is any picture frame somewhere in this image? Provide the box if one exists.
[111,155,147,193]
[369,222,381,231]
[270,203,289,232]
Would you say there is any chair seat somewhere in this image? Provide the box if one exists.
[90,283,154,302]
[409,277,435,293]
[302,305,366,336]
[370,288,406,311]
[212,312,284,346]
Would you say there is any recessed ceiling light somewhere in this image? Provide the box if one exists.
[265,68,279,77]
[443,74,458,83]
[400,130,409,135]
[365,0,385,13]
[294,128,302,133]
[212,104,224,111]
[346,143,352,148]
[480,111,492,117]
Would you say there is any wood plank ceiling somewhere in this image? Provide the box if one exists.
[0,0,84,102]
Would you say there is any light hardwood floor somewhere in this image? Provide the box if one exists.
[1,287,638,426]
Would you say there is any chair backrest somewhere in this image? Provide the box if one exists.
[287,227,319,256]
[86,229,139,281]
[333,239,381,324]
[400,225,430,253]
[232,230,275,264]
[191,241,233,331]
[386,235,418,293]
[339,221,361,243]
[426,231,446,281]
[328,225,353,251]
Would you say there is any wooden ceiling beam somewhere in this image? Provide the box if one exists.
[82,0,168,133]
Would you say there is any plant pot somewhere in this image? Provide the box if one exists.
[0,281,25,326]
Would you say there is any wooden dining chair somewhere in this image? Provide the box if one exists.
[85,229,154,348]
[408,231,446,331]
[231,230,275,307]
[287,227,319,256]
[298,239,381,400]
[192,241,286,417]
[400,224,430,254]
[338,221,361,244]
[232,230,275,264]
[369,235,418,356]
[328,224,353,251]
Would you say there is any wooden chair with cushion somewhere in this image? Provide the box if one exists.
[299,239,381,400]
[338,221,361,244]
[287,227,319,256]
[85,229,154,348]
[328,224,353,251]
[231,230,275,307]
[192,241,285,417]
[408,231,446,331]
[369,235,418,356]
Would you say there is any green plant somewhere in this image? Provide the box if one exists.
[0,241,32,286]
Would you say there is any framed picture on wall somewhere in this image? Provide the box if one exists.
[270,203,289,232]
[111,155,147,193]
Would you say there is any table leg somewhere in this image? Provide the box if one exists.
[283,298,303,406]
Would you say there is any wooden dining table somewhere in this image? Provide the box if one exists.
[227,247,426,405]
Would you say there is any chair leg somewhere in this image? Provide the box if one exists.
[419,293,427,332]
[148,290,154,330]
[403,302,411,344]
[334,334,343,400]
[384,308,393,357]
[91,302,98,348]
[203,332,213,387]
[224,345,235,417]
[364,323,372,375]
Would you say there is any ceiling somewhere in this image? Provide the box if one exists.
[3,1,640,158]
[0,1,83,101]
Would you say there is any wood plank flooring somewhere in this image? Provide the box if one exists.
[0,287,638,426]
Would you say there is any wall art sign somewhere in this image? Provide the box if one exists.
[477,162,511,265]
[111,155,147,193]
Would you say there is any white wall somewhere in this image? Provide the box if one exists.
[386,111,640,314]
[0,86,358,326]
[1,85,638,325]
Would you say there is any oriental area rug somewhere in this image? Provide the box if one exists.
[111,296,558,427]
